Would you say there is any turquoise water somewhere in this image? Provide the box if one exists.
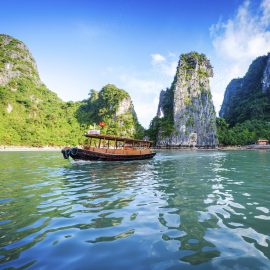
[0,150,270,270]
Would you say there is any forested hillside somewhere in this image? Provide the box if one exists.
[0,34,143,146]
[218,54,270,145]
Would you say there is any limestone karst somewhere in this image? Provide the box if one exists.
[150,52,217,147]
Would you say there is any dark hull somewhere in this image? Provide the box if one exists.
[62,148,156,161]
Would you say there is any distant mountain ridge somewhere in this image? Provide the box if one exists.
[0,34,143,146]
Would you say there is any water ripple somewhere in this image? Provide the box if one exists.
[0,151,270,269]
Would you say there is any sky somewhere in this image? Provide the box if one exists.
[2,0,270,127]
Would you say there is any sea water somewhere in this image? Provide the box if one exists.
[0,150,269,269]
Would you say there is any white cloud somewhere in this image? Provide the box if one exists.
[151,52,178,77]
[210,0,270,114]
[261,0,270,25]
[161,60,178,77]
[119,74,164,128]
[151,53,166,64]
[120,74,162,95]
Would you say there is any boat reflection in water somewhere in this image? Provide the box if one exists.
[61,133,156,161]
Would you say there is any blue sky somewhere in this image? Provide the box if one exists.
[2,0,270,127]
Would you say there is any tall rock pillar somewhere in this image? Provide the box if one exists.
[156,52,218,147]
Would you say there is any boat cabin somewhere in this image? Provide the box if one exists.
[83,133,153,155]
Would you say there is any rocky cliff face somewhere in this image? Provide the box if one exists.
[262,53,270,93]
[157,90,166,118]
[154,52,217,147]
[0,34,40,86]
[219,54,270,125]
[116,97,134,117]
[115,97,139,136]
[219,78,243,118]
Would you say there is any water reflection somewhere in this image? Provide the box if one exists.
[200,151,270,268]
[0,151,270,269]
[154,151,221,265]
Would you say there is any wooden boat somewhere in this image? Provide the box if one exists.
[61,134,156,161]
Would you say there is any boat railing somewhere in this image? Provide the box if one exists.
[83,134,153,150]
[83,146,150,155]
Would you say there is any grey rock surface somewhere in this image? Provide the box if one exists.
[0,34,41,86]
[219,78,243,118]
[262,53,270,93]
[156,52,218,147]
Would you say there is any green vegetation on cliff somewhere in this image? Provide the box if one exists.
[77,84,144,139]
[0,34,144,146]
[0,80,144,146]
[217,118,270,145]
[219,54,270,145]
[0,76,84,146]
[147,87,174,143]
[220,56,270,125]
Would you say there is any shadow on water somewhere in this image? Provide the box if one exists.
[0,150,270,269]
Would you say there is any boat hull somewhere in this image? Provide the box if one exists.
[62,147,156,161]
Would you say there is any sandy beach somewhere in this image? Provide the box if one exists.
[0,146,63,151]
[152,146,247,151]
[0,145,259,152]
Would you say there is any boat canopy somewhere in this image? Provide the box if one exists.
[84,133,153,145]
